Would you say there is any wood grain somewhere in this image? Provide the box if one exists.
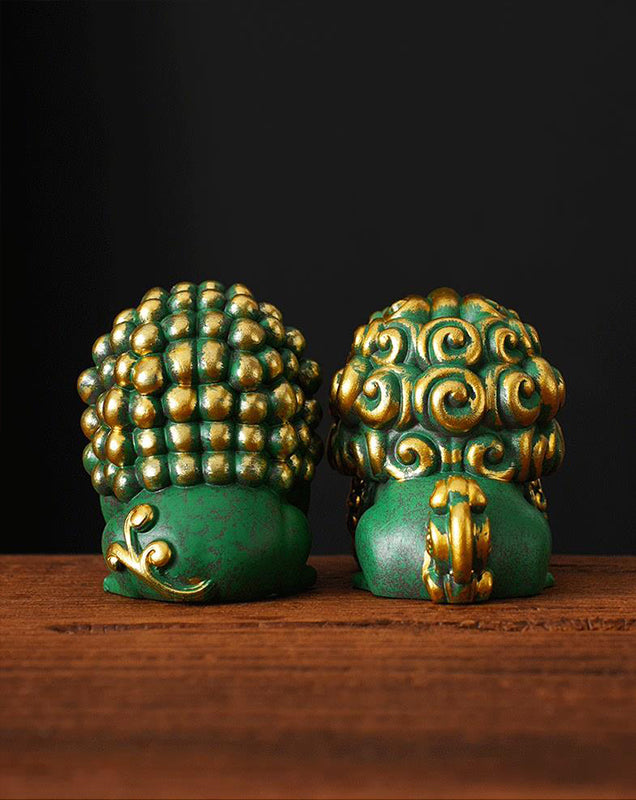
[1,555,635,799]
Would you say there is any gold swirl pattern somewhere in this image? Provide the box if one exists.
[328,287,565,485]
[106,504,212,601]
[79,281,323,503]
[417,318,482,366]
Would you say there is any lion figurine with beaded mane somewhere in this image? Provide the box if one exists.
[78,281,323,603]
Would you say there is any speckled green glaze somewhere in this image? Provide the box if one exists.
[101,484,316,603]
[353,474,552,600]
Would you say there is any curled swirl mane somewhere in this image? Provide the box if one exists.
[328,287,565,485]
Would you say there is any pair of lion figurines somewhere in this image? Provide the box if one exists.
[78,282,565,605]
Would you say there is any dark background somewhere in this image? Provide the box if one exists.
[2,1,635,555]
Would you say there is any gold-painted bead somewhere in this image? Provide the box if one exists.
[270,379,297,421]
[162,312,195,340]
[129,393,161,428]
[202,453,233,484]
[163,385,197,422]
[92,333,112,366]
[302,398,322,427]
[114,352,137,388]
[92,427,108,459]
[302,458,315,481]
[130,323,164,355]
[82,442,99,474]
[136,298,165,323]
[258,348,284,381]
[105,428,135,467]
[229,319,265,351]
[164,339,196,386]
[198,310,229,339]
[103,386,129,427]
[229,352,263,390]
[235,453,268,485]
[110,321,135,354]
[259,302,282,321]
[98,355,117,389]
[133,428,166,457]
[132,355,165,395]
[91,462,111,495]
[168,290,196,313]
[282,349,299,380]
[285,327,306,356]
[268,463,294,491]
[226,294,259,319]
[197,289,225,310]
[269,423,298,458]
[165,422,200,452]
[197,340,229,382]
[168,453,201,486]
[112,467,141,502]
[295,420,311,448]
[236,424,266,452]
[81,407,101,439]
[113,308,137,326]
[288,453,302,476]
[199,280,225,293]
[227,282,253,298]
[298,358,321,394]
[138,455,170,491]
[77,368,102,404]
[202,421,233,451]
[198,384,234,420]
[260,316,285,346]
[237,392,268,423]
[141,287,168,302]
[95,392,106,422]
[171,281,197,294]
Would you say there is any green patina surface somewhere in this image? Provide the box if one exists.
[353,473,552,601]
[101,484,316,603]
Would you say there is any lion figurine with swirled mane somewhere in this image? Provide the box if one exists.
[328,287,565,603]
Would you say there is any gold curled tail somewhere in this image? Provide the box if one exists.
[423,476,493,604]
[106,504,212,601]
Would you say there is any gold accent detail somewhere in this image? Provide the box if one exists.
[386,435,436,480]
[205,422,232,451]
[198,341,228,382]
[526,478,548,515]
[199,384,234,420]
[231,353,264,389]
[237,391,268,423]
[131,323,163,356]
[106,504,211,601]
[165,340,195,385]
[164,386,197,422]
[130,395,159,428]
[422,476,493,604]
[237,424,266,452]
[417,318,482,365]
[132,356,165,395]
[413,367,486,434]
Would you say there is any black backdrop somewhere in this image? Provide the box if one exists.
[2,1,635,555]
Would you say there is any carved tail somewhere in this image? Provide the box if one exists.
[106,504,213,601]
[423,476,493,604]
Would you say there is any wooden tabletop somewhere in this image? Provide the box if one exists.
[1,555,635,799]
